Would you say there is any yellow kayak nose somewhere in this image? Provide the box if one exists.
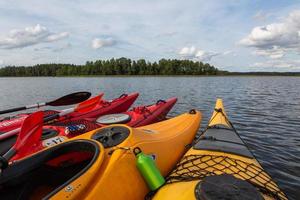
[153,99,287,200]
[207,98,230,127]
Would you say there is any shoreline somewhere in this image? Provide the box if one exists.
[0,74,300,78]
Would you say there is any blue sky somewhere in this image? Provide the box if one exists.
[0,0,300,72]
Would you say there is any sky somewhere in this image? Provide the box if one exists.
[0,0,300,72]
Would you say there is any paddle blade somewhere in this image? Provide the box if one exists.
[47,91,92,106]
[14,111,43,152]
[75,94,102,113]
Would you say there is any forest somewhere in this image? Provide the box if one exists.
[0,58,220,76]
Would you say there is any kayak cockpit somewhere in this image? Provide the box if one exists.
[0,140,102,200]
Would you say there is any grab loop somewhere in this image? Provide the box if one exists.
[189,109,196,114]
[108,146,131,155]
[101,100,111,106]
[214,108,222,113]
[156,99,166,105]
[119,93,128,98]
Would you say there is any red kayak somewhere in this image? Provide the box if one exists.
[0,114,29,133]
[10,97,177,161]
[0,93,139,155]
[62,93,139,121]
[0,93,138,133]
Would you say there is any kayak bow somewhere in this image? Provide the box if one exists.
[152,99,287,200]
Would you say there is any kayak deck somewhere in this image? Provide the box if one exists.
[155,99,287,200]
[194,98,254,160]
[194,126,253,158]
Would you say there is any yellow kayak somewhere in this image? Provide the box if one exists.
[0,110,201,200]
[153,99,287,200]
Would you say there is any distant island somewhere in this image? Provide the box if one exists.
[0,57,299,76]
[0,58,219,76]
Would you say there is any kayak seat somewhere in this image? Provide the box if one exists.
[0,140,100,200]
[194,126,253,158]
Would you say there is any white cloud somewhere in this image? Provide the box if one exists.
[253,46,285,59]
[179,46,196,57]
[0,24,69,49]
[47,32,69,42]
[240,10,300,59]
[178,46,220,61]
[0,59,3,66]
[254,59,300,69]
[92,38,116,49]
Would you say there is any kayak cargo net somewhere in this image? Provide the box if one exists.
[166,154,287,200]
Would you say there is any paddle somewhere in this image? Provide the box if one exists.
[0,94,102,141]
[0,111,44,169]
[43,94,102,122]
[0,91,92,115]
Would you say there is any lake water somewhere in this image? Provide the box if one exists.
[0,76,299,199]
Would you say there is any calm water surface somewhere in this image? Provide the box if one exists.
[0,76,299,199]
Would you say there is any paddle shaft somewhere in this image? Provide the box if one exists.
[0,103,48,115]
[0,128,20,140]
[0,91,91,115]
[0,148,16,169]
[0,108,75,140]
[43,108,75,123]
[0,103,46,115]
[2,148,16,161]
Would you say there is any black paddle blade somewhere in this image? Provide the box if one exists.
[47,92,91,106]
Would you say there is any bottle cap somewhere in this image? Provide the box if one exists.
[133,147,142,156]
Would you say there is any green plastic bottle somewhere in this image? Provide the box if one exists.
[134,147,165,191]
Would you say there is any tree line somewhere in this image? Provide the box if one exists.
[0,58,220,76]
